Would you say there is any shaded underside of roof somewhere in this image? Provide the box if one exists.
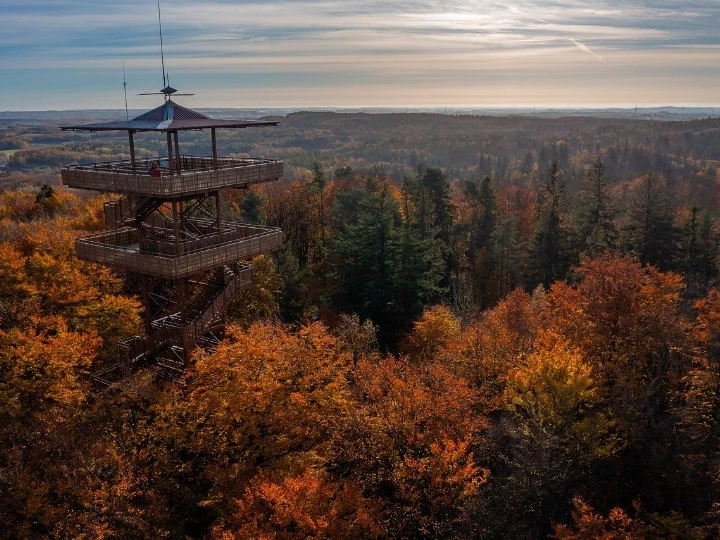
[61,100,278,132]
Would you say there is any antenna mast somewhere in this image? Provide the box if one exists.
[122,60,129,123]
[157,0,167,91]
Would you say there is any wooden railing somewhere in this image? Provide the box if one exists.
[181,264,253,347]
[76,221,282,278]
[62,155,283,196]
[102,264,253,376]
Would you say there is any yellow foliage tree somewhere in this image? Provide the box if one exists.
[445,288,542,411]
[149,321,353,517]
[0,317,98,422]
[403,305,460,362]
[504,331,616,458]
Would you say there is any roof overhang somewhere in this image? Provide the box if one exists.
[61,100,278,132]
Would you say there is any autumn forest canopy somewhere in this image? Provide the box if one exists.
[2,111,720,537]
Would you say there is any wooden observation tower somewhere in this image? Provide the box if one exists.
[61,90,283,384]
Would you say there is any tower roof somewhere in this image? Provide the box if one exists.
[61,100,277,132]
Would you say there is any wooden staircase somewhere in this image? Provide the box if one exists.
[90,264,252,387]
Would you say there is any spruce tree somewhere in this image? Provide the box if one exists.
[463,175,499,307]
[241,190,265,225]
[330,179,443,347]
[625,171,676,269]
[679,207,718,295]
[528,161,569,288]
[574,155,617,258]
[404,164,456,296]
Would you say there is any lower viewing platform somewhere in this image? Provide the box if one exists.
[62,155,283,196]
[76,221,282,278]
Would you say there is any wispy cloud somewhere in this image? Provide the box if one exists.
[1,0,719,108]
[497,2,603,61]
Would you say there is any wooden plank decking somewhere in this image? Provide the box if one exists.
[76,222,282,278]
[62,155,283,196]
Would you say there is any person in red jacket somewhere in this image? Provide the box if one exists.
[149,161,161,177]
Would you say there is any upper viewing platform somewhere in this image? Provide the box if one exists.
[62,155,283,197]
[60,99,283,195]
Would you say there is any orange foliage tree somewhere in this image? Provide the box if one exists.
[332,355,487,537]
[142,321,354,527]
[212,469,383,539]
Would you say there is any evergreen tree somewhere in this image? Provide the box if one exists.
[492,216,524,297]
[574,155,617,258]
[330,184,396,329]
[538,145,549,172]
[311,161,328,252]
[463,175,499,307]
[395,222,444,328]
[241,190,265,224]
[679,207,718,295]
[528,161,568,288]
[625,172,676,269]
[277,246,303,322]
[404,164,456,295]
[520,151,534,174]
[333,166,353,179]
[330,180,442,347]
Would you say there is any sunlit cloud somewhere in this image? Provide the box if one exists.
[1,0,719,108]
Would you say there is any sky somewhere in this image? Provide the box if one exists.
[1,0,719,110]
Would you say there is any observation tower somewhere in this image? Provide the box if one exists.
[61,89,283,385]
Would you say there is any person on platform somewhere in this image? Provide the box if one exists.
[149,161,161,177]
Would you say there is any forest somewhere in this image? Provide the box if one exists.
[2,111,720,538]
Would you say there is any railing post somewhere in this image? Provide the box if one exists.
[173,131,181,174]
[211,128,218,170]
[215,190,222,236]
[141,275,152,334]
[166,132,174,175]
[128,130,136,171]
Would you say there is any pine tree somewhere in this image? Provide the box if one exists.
[574,155,617,258]
[464,175,499,307]
[528,161,569,288]
[404,164,456,294]
[625,172,676,269]
[330,180,443,346]
[679,207,718,295]
[241,190,264,224]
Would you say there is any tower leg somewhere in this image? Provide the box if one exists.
[141,275,152,334]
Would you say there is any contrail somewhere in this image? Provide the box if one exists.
[568,38,604,61]
[498,2,604,62]
[497,3,550,25]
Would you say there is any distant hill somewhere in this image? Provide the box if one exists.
[1,106,718,123]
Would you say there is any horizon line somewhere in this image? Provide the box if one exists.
[3,104,720,114]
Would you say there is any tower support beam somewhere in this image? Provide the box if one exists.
[129,131,136,169]
[173,131,181,174]
[166,131,174,175]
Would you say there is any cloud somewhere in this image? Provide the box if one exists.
[568,38,604,61]
[1,0,719,108]
[497,2,604,61]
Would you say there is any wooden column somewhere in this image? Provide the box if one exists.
[172,200,180,246]
[211,128,218,170]
[128,130,136,170]
[166,131,174,175]
[173,131,181,174]
[215,190,222,235]
[141,275,152,334]
[178,278,187,325]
